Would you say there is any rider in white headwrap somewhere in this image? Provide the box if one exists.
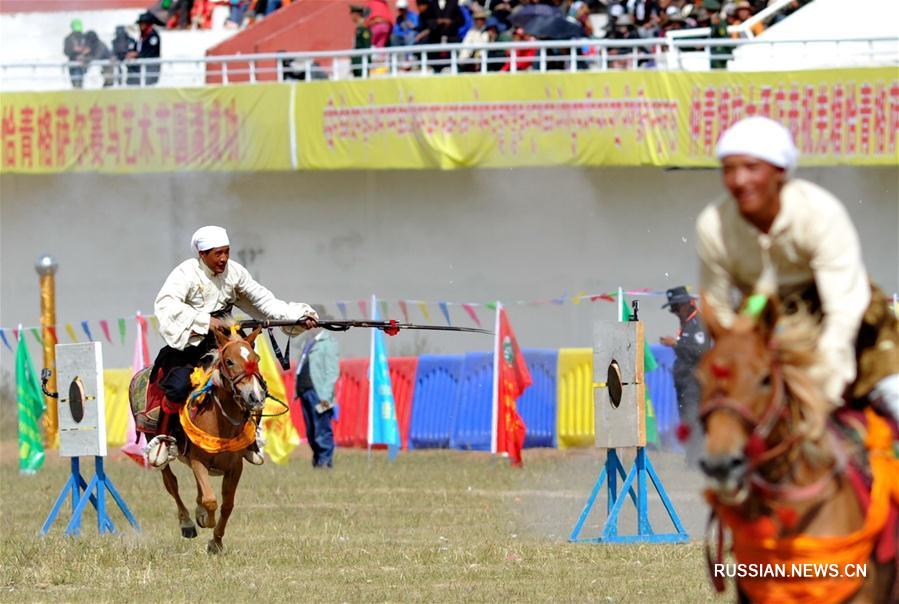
[696,117,899,420]
[190,225,230,253]
[147,225,319,467]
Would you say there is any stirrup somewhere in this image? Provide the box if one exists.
[242,449,264,465]
[146,435,178,469]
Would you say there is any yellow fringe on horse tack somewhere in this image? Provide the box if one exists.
[716,409,899,604]
[179,402,256,454]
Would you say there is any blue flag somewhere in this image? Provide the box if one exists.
[368,295,400,458]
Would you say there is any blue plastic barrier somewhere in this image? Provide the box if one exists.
[519,349,558,448]
[647,344,680,439]
[450,352,495,451]
[408,355,465,449]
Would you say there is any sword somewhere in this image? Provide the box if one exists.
[239,318,492,336]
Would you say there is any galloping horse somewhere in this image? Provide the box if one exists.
[697,295,897,603]
[131,324,267,554]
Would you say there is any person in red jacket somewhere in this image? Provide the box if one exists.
[500,27,537,72]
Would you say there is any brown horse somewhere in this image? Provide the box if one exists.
[134,325,266,554]
[697,295,897,603]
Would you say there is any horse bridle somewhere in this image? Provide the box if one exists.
[699,359,846,502]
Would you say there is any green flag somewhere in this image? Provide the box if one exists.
[16,335,45,474]
[619,295,659,445]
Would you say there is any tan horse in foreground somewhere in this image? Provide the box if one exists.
[133,325,266,554]
[697,296,897,603]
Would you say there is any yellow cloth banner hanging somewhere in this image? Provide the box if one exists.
[256,334,300,464]
[295,67,898,169]
[0,83,292,173]
[103,368,133,447]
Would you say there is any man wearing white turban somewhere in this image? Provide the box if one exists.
[696,116,899,419]
[147,226,319,467]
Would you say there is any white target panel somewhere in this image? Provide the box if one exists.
[56,342,107,457]
[594,321,646,448]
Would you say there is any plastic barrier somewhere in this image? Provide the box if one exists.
[556,348,594,449]
[388,357,419,450]
[519,349,558,448]
[332,358,370,448]
[646,344,680,440]
[450,352,494,451]
[408,355,465,449]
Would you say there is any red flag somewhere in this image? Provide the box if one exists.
[492,304,531,467]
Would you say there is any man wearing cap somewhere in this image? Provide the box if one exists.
[147,226,318,467]
[391,0,420,47]
[696,116,899,422]
[63,19,89,88]
[126,12,162,86]
[660,286,709,466]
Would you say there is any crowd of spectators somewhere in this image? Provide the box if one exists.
[62,12,163,88]
[344,0,807,74]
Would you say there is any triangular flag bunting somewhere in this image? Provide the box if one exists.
[99,319,113,343]
[438,302,452,326]
[462,303,482,327]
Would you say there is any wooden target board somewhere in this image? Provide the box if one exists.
[55,343,107,457]
[593,321,645,448]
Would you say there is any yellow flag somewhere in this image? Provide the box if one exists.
[255,335,299,464]
[103,369,133,446]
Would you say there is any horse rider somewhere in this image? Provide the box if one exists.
[146,225,318,467]
[695,116,899,424]
[660,285,710,466]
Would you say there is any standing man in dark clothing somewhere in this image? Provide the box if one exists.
[349,5,371,78]
[707,4,730,69]
[63,19,89,88]
[660,286,709,467]
[126,12,163,86]
[111,26,137,85]
[295,310,340,469]
[415,0,465,45]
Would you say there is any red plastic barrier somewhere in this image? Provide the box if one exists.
[333,358,370,448]
[281,361,307,442]
[388,357,418,450]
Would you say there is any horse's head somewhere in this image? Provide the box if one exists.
[212,324,266,412]
[696,293,783,504]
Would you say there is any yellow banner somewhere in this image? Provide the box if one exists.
[296,67,898,169]
[0,83,292,173]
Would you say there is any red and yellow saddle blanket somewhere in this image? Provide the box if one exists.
[712,409,899,604]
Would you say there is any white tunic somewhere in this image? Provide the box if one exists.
[154,258,315,350]
[696,178,871,403]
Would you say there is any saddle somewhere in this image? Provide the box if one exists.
[832,406,899,566]
[128,367,187,437]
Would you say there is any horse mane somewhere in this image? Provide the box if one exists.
[770,307,831,440]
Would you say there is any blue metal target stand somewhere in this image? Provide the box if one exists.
[569,311,688,544]
[40,343,140,536]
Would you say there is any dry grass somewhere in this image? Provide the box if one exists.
[0,445,723,603]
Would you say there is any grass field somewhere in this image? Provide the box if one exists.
[0,445,725,602]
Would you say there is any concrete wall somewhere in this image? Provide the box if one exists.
[1,166,897,378]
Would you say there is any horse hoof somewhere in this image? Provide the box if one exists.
[195,507,215,529]
[181,524,198,539]
[206,540,223,555]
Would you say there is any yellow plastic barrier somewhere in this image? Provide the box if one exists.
[556,348,594,449]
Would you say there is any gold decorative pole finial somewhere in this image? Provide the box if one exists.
[35,254,59,449]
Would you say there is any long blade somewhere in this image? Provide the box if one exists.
[240,319,492,336]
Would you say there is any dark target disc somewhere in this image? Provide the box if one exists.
[68,378,85,423]
[607,361,622,408]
